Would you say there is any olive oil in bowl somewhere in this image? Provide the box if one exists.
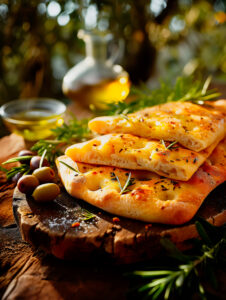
[1,99,66,141]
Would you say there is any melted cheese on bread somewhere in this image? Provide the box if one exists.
[65,133,222,181]
[89,101,225,152]
[56,138,226,225]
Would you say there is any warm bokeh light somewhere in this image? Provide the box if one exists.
[0,0,225,108]
[47,1,61,17]
[57,118,64,126]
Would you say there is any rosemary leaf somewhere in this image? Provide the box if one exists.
[114,173,123,191]
[5,164,30,180]
[128,219,226,300]
[120,172,132,194]
[59,161,82,175]
[2,156,33,165]
[195,221,213,246]
[133,270,173,277]
[0,165,8,172]
[161,140,166,148]
[81,209,96,221]
[96,77,220,116]
[31,140,63,165]
[166,141,177,150]
[31,119,92,165]
[39,149,47,168]
[111,172,135,194]
[201,76,212,95]
[52,117,91,143]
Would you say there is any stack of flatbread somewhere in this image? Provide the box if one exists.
[56,100,226,225]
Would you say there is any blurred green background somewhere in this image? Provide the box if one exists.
[0,0,226,106]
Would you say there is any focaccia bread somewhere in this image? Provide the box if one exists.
[65,133,222,181]
[56,138,226,225]
[89,101,226,152]
[207,99,226,115]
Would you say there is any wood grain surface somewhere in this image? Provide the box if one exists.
[13,181,226,264]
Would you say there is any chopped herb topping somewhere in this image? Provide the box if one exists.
[161,185,168,191]
[111,172,135,194]
[154,180,165,185]
[81,209,96,221]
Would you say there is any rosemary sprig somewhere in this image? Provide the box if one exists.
[129,219,226,300]
[1,156,32,179]
[96,76,221,115]
[31,118,92,164]
[111,172,135,194]
[52,117,91,143]
[4,164,30,180]
[2,156,33,165]
[81,209,96,221]
[0,165,8,173]
[59,161,82,175]
[31,140,63,165]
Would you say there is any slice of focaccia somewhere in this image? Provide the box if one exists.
[89,101,225,152]
[207,99,226,115]
[65,133,222,181]
[56,138,226,225]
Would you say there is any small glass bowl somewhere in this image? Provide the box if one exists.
[0,98,66,141]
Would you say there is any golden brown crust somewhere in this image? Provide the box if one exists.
[206,99,226,115]
[88,101,226,152]
[65,133,222,181]
[56,139,226,225]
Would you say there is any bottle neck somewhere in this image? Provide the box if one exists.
[85,41,107,62]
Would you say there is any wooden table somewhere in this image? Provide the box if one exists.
[0,133,226,300]
[0,134,132,300]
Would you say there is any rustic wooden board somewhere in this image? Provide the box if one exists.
[13,181,226,264]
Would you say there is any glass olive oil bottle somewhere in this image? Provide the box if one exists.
[62,30,130,109]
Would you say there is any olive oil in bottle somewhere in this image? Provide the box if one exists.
[65,75,130,109]
[62,30,130,109]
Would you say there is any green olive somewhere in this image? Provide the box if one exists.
[17,175,39,194]
[33,167,55,183]
[32,183,60,202]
